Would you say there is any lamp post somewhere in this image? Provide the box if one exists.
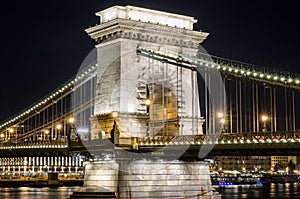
[0,133,5,140]
[56,124,62,141]
[261,115,268,132]
[7,128,14,141]
[145,99,151,137]
[68,117,75,124]
[217,112,224,119]
[220,118,226,133]
[67,117,75,145]
[217,112,226,133]
[111,111,119,144]
[68,117,75,135]
[145,84,151,137]
[44,129,49,141]
[9,127,14,136]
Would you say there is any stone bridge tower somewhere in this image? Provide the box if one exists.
[75,5,222,199]
[86,5,208,140]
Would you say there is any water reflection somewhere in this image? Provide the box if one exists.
[0,186,80,199]
[0,184,299,198]
[216,183,300,198]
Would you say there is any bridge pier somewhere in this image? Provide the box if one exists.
[80,158,220,199]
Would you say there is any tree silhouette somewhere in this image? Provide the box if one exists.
[288,160,296,174]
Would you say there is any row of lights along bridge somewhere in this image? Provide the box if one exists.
[0,117,76,142]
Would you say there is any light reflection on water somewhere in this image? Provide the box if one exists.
[0,186,80,199]
[0,184,299,198]
[216,183,300,198]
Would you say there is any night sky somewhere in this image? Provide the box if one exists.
[0,0,299,122]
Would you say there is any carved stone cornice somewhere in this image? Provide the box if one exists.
[85,18,209,49]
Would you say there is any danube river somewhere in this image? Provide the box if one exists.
[0,186,78,199]
[216,183,300,198]
[0,183,299,198]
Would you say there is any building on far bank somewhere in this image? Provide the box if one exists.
[214,156,298,172]
[271,156,297,170]
[215,156,271,171]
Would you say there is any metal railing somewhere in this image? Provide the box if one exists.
[138,131,300,146]
[0,140,68,149]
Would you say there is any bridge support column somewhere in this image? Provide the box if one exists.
[83,160,119,192]
[118,160,220,199]
[80,159,220,199]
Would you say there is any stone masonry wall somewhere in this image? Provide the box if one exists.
[118,160,220,199]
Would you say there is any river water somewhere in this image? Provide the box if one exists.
[216,183,300,198]
[0,183,299,198]
[0,186,78,199]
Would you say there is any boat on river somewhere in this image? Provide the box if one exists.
[211,170,263,186]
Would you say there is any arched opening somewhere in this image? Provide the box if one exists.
[148,84,178,136]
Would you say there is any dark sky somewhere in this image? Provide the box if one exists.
[0,0,299,122]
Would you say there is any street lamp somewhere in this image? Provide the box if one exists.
[56,124,62,140]
[56,124,62,130]
[110,111,119,144]
[44,129,49,141]
[8,128,14,134]
[145,99,151,106]
[112,111,118,118]
[217,112,226,133]
[68,117,75,124]
[0,133,5,140]
[68,117,76,141]
[145,98,151,137]
[7,128,14,140]
[217,112,224,119]
[261,115,268,132]
[220,118,225,124]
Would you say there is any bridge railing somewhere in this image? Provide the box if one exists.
[0,140,68,149]
[138,131,300,146]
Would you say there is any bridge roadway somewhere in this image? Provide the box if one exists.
[0,131,299,158]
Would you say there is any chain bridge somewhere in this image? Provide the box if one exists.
[0,5,299,181]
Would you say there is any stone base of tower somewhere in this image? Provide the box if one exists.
[83,161,119,191]
[78,159,220,199]
[118,160,220,199]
